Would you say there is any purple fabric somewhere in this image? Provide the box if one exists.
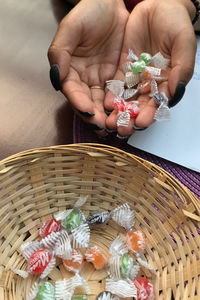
[73,115,200,200]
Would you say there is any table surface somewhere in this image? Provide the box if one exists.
[0,0,73,161]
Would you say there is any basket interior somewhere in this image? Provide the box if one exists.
[0,144,200,300]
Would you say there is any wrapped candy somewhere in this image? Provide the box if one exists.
[87,211,110,226]
[62,249,83,273]
[134,277,154,300]
[114,98,139,128]
[96,291,120,300]
[11,248,56,279]
[139,53,152,65]
[39,219,61,238]
[85,246,108,270]
[54,196,90,248]
[27,282,55,300]
[126,230,146,253]
[109,236,140,280]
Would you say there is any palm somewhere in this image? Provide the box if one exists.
[60,0,129,132]
[105,0,196,136]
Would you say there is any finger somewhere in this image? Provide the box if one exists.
[48,14,81,88]
[63,80,107,136]
[168,27,197,107]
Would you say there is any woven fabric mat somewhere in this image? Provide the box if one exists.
[73,115,200,200]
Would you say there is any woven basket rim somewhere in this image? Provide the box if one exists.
[1,143,199,204]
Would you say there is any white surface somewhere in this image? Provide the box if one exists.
[128,36,200,172]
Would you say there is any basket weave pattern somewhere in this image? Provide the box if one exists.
[0,144,200,300]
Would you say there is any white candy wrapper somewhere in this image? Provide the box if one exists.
[96,291,120,300]
[127,49,138,61]
[27,282,39,300]
[55,274,90,300]
[106,80,124,97]
[149,79,158,98]
[117,112,130,127]
[122,61,132,73]
[54,210,72,222]
[106,278,137,298]
[145,66,161,77]
[109,236,128,256]
[40,231,61,250]
[54,230,72,259]
[10,267,29,278]
[153,92,170,121]
[111,203,135,231]
[71,223,90,248]
[125,72,140,88]
[20,241,41,261]
[109,255,121,279]
[152,52,170,70]
[136,254,155,272]
[74,195,88,208]
[123,88,138,100]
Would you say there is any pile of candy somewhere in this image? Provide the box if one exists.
[11,197,155,300]
[106,49,170,127]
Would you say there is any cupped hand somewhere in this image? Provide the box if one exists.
[48,0,129,136]
[105,0,197,137]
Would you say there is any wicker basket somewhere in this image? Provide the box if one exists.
[0,144,200,300]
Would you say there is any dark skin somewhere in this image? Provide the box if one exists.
[48,0,197,137]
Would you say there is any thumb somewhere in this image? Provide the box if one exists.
[168,27,197,107]
[48,13,81,90]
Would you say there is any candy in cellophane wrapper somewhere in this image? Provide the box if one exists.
[134,277,155,300]
[54,196,90,248]
[86,211,110,226]
[62,249,83,273]
[96,291,120,300]
[153,91,170,121]
[85,246,108,270]
[55,273,91,300]
[108,236,140,281]
[27,281,55,300]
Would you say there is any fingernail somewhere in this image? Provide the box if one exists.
[133,125,148,131]
[88,124,105,131]
[116,134,129,140]
[169,82,185,108]
[50,64,61,91]
[106,128,117,134]
[77,110,95,117]
[104,109,112,116]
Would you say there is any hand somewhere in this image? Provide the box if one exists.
[48,0,129,136]
[105,0,197,137]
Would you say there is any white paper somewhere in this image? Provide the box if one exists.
[128,36,200,172]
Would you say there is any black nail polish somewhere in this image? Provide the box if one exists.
[50,64,61,91]
[88,124,105,131]
[169,82,185,108]
[171,291,175,300]
[116,134,129,140]
[106,128,117,134]
[104,109,112,116]
[133,125,148,131]
[77,110,95,117]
